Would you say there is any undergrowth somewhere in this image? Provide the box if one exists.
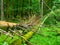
[0,25,59,45]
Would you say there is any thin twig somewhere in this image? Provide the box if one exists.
[0,29,13,37]
[43,0,57,16]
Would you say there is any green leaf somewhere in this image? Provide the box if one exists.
[3,42,9,45]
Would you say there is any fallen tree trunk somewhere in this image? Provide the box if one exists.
[0,21,17,27]
[0,21,17,30]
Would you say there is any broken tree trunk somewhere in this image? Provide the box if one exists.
[0,21,17,30]
[0,15,40,30]
[0,21,17,27]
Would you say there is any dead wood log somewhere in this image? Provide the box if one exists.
[0,15,40,31]
[0,21,17,27]
[0,21,17,30]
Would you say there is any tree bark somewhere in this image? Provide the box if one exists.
[1,0,4,20]
[0,21,17,27]
[41,0,43,17]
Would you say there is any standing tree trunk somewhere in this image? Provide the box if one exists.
[6,0,10,21]
[40,0,43,17]
[1,0,4,20]
[41,0,43,16]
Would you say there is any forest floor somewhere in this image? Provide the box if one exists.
[0,25,60,45]
[30,26,58,45]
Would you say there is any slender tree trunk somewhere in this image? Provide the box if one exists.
[41,0,43,17]
[6,0,10,21]
[1,0,4,20]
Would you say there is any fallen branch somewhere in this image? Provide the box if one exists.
[0,29,13,37]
